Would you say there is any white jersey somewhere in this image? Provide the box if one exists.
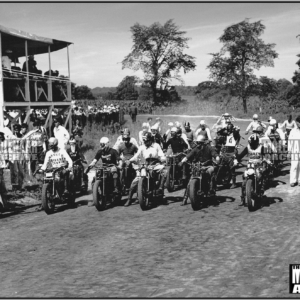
[41,148,73,171]
[225,133,237,147]
[247,144,263,164]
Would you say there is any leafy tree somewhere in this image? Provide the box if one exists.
[207,19,278,113]
[122,19,196,104]
[257,76,278,112]
[74,85,95,100]
[115,76,139,100]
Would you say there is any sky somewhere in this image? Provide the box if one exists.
[0,2,299,89]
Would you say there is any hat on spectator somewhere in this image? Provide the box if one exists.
[142,122,149,129]
[269,119,277,126]
[151,124,159,130]
[200,120,205,125]
[168,122,174,127]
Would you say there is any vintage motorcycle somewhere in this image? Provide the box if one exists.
[89,163,122,211]
[72,158,88,194]
[120,160,136,196]
[188,160,214,211]
[137,158,164,211]
[243,159,270,212]
[165,152,187,192]
[37,166,76,215]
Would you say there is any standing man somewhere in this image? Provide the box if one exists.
[245,114,267,135]
[288,116,300,187]
[0,131,9,211]
[53,118,70,150]
[194,120,212,142]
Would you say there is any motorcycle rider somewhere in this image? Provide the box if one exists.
[139,123,150,146]
[67,137,87,190]
[39,137,73,196]
[113,127,139,149]
[164,127,189,184]
[184,122,194,147]
[217,122,241,189]
[86,137,121,196]
[194,120,212,143]
[234,134,271,206]
[116,130,139,206]
[126,132,167,207]
[245,114,267,135]
[150,124,165,149]
[179,135,220,206]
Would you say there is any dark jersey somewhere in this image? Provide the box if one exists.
[186,144,217,164]
[117,142,138,160]
[94,148,120,165]
[67,146,84,163]
[165,137,188,154]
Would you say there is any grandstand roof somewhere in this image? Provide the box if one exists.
[0,24,72,57]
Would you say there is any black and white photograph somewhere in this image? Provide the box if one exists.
[1,1,300,298]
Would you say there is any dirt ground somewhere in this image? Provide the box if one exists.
[1,116,299,297]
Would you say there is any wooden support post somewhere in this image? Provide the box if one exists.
[67,46,71,101]
[24,106,31,124]
[48,46,52,101]
[0,32,4,128]
[44,105,53,131]
[25,40,30,102]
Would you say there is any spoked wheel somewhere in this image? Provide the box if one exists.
[246,179,255,212]
[41,183,55,214]
[138,177,148,211]
[189,178,200,211]
[93,180,106,211]
[166,166,175,192]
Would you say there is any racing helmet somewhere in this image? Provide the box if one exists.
[143,132,154,147]
[170,126,177,137]
[253,125,264,135]
[196,134,206,145]
[99,137,110,150]
[248,134,259,150]
[48,137,58,150]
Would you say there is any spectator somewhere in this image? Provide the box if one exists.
[53,118,70,150]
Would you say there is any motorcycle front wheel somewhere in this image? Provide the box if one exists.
[246,179,255,212]
[138,177,148,211]
[42,183,55,214]
[189,178,200,211]
[166,166,175,192]
[93,180,106,211]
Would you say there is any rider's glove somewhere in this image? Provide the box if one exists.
[233,159,238,166]
[125,160,131,166]
[178,161,183,167]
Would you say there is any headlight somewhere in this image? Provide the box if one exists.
[141,168,147,177]
[246,169,255,176]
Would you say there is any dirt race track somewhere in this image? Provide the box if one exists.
[1,117,300,297]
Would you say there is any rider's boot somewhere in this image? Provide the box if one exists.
[209,176,216,196]
[239,196,245,206]
[158,174,166,194]
[80,171,86,188]
[63,176,69,196]
[113,178,120,194]
[230,175,237,189]
[181,187,189,206]
[124,189,134,207]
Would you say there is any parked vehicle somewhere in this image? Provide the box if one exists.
[90,164,122,211]
[137,159,164,211]
[37,166,76,215]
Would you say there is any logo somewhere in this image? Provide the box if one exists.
[290,264,300,293]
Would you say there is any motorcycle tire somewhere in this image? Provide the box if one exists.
[138,177,148,211]
[246,179,255,212]
[67,191,76,208]
[41,183,55,215]
[189,178,200,211]
[93,180,106,211]
[166,167,175,192]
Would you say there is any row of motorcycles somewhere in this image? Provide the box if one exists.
[36,141,283,215]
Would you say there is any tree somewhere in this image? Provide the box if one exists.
[74,85,95,100]
[115,76,139,100]
[207,19,278,113]
[257,76,278,112]
[122,19,196,104]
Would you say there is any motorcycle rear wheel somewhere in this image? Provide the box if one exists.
[166,166,175,192]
